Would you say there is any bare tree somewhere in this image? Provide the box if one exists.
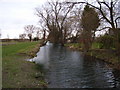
[24,25,35,41]
[19,33,26,39]
[67,5,83,42]
[67,0,120,54]
[85,0,120,54]
[37,22,49,42]
[36,1,75,45]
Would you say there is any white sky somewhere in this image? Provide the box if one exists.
[0,0,110,39]
[0,0,47,39]
[0,0,95,39]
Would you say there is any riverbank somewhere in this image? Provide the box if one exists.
[65,43,120,70]
[2,41,47,88]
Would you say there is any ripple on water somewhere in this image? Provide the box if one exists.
[29,42,120,88]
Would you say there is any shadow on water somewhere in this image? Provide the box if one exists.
[29,42,120,88]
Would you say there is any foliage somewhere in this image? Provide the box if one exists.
[97,34,115,49]
[65,43,81,48]
[91,42,101,49]
[81,5,100,32]
[33,37,39,41]
[81,5,100,52]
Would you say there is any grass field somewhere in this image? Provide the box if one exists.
[2,41,47,88]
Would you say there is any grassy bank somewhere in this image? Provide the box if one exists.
[2,41,47,88]
[65,43,120,70]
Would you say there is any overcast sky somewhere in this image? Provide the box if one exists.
[0,0,93,39]
[0,0,110,39]
[0,0,47,39]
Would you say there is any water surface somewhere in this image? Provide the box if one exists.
[30,42,120,88]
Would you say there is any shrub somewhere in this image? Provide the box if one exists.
[33,37,39,41]
[97,34,115,49]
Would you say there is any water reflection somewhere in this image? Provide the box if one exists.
[30,42,120,88]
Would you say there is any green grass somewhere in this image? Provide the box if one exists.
[91,42,102,49]
[2,41,47,88]
[65,42,102,49]
[65,43,81,47]
[2,41,40,57]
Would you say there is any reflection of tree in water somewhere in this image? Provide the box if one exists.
[112,70,120,88]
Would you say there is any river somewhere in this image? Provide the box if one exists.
[29,42,120,88]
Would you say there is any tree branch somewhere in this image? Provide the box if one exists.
[96,27,111,31]
[115,16,120,28]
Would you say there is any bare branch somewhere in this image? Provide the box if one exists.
[113,0,119,7]
[101,2,110,9]
[115,16,120,28]
[96,27,111,31]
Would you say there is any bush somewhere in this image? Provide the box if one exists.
[33,37,39,41]
[97,34,115,49]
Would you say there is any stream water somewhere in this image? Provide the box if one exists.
[29,42,120,88]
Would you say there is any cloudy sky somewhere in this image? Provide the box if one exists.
[0,0,47,39]
[0,0,109,39]
[0,0,90,39]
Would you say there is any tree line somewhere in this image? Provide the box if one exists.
[19,25,44,41]
[21,0,120,54]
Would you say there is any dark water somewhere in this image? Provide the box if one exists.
[30,42,120,88]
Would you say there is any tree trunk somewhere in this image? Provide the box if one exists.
[82,31,92,52]
[29,36,32,42]
[43,30,46,42]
